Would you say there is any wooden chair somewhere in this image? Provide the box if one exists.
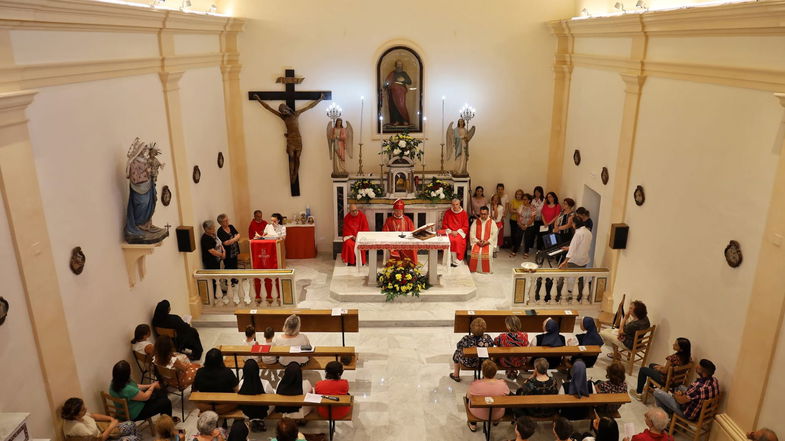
[642,361,694,403]
[668,393,721,441]
[154,364,189,421]
[100,391,152,433]
[612,325,656,374]
[155,327,177,339]
[598,293,625,330]
[132,350,154,384]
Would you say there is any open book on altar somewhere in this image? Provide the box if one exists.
[412,223,437,240]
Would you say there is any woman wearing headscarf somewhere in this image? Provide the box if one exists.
[192,348,238,414]
[226,420,248,441]
[575,316,604,367]
[151,300,203,360]
[531,318,566,369]
[275,363,313,419]
[561,359,593,420]
[237,359,271,431]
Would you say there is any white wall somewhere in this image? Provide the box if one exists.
[0,192,55,438]
[758,319,785,435]
[231,0,576,250]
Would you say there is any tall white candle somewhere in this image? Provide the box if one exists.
[379,115,384,156]
[359,96,364,143]
[441,96,445,144]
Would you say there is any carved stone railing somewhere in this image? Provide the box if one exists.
[192,269,296,307]
[512,268,610,305]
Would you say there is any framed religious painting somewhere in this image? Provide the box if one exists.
[377,46,423,134]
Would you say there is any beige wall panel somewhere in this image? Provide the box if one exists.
[0,191,54,439]
[233,0,574,250]
[573,36,633,58]
[647,35,785,70]
[179,66,234,233]
[614,77,781,390]
[9,30,158,65]
[561,67,626,267]
[25,74,190,412]
[758,319,785,435]
[174,32,221,56]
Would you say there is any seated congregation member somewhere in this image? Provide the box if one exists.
[227,421,249,441]
[273,314,311,366]
[747,429,779,441]
[561,359,593,420]
[271,419,306,441]
[623,407,673,441]
[152,299,203,360]
[515,358,558,419]
[466,360,510,432]
[61,397,141,441]
[314,361,351,419]
[263,213,287,239]
[633,337,691,398]
[275,363,313,419]
[532,318,566,369]
[237,359,271,431]
[131,324,154,357]
[554,417,575,441]
[248,209,268,240]
[600,300,650,354]
[152,336,200,389]
[468,206,498,273]
[109,361,172,421]
[153,415,182,441]
[192,348,239,413]
[242,325,261,363]
[575,317,604,367]
[441,198,470,267]
[654,359,719,420]
[513,416,537,441]
[193,411,225,441]
[493,315,529,379]
[582,416,620,441]
[450,317,494,382]
[593,362,628,416]
[261,327,278,366]
[341,203,369,266]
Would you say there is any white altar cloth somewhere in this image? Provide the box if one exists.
[355,231,451,286]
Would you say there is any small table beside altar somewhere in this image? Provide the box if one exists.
[285,224,317,259]
[355,231,450,286]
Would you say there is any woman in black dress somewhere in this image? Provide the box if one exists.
[151,300,203,360]
[217,213,241,292]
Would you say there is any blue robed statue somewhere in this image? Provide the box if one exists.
[124,138,169,244]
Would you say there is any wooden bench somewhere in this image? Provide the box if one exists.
[235,309,359,346]
[466,393,631,441]
[460,346,602,378]
[454,310,577,333]
[220,345,357,376]
[189,392,353,441]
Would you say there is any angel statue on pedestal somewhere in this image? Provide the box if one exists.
[326,117,354,177]
[447,118,476,177]
[124,137,169,244]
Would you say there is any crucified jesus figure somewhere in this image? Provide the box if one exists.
[255,93,325,185]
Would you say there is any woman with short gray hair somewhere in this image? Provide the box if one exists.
[194,411,225,441]
[514,357,558,418]
[273,314,311,366]
[200,219,225,302]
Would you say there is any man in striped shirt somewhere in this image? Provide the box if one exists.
[654,359,720,420]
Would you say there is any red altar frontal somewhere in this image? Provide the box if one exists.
[250,239,286,301]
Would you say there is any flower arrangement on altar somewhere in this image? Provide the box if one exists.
[419,177,454,202]
[380,132,424,161]
[377,257,429,301]
[350,179,384,202]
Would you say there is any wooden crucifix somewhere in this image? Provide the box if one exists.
[249,69,332,196]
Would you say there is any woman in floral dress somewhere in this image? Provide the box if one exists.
[450,318,494,382]
[493,315,529,379]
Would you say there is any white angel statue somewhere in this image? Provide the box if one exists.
[326,118,354,177]
[447,118,476,177]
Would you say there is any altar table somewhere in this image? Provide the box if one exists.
[355,231,450,286]
[285,224,317,259]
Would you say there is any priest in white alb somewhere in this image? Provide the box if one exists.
[468,206,499,273]
[440,198,469,267]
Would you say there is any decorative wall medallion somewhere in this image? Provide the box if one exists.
[724,240,743,268]
[601,167,609,185]
[573,149,581,166]
[633,185,645,206]
[0,297,7,326]
[217,152,224,169]
[193,165,201,183]
[69,246,86,275]
[161,185,172,206]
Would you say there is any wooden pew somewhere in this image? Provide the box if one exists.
[460,346,602,378]
[220,345,357,376]
[235,309,359,346]
[454,310,577,333]
[466,393,631,441]
[189,392,352,441]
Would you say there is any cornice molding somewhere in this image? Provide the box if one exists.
[0,89,37,130]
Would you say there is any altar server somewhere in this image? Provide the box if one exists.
[341,204,369,266]
[469,206,498,273]
[382,199,416,263]
[441,198,469,267]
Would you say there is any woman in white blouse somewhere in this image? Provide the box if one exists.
[262,213,287,239]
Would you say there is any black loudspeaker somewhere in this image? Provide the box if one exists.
[176,226,196,252]
[609,223,629,249]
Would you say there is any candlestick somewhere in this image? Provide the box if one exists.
[379,115,384,157]
[440,143,445,174]
[358,142,364,174]
[359,96,364,143]
[422,115,427,161]
[441,96,445,144]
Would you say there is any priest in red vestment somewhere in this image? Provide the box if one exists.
[382,199,416,263]
[247,210,268,301]
[440,198,469,266]
[469,206,499,273]
[342,203,369,265]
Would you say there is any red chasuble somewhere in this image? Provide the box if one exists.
[248,219,268,240]
[341,211,369,265]
[440,209,469,257]
[382,215,417,263]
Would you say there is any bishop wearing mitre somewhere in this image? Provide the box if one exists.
[382,199,416,263]
[342,203,369,266]
[440,198,469,266]
[468,206,499,273]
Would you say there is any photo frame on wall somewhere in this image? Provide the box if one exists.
[573,149,581,166]
[601,167,609,185]
[193,165,201,184]
[634,185,645,206]
[377,46,424,133]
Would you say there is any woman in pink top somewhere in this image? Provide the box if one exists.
[466,360,510,432]
[541,192,562,232]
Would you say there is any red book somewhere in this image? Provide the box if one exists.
[251,344,271,353]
